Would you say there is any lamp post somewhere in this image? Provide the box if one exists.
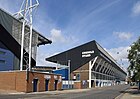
[68,60,71,89]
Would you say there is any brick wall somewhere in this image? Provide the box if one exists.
[26,72,62,92]
[0,71,62,92]
[71,63,89,89]
[0,72,16,90]
[72,63,89,80]
[74,81,82,89]
[15,71,26,92]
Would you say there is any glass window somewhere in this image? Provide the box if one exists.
[0,51,6,55]
[76,74,80,80]
[0,60,5,63]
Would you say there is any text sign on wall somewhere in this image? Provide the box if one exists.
[44,75,51,79]
[82,50,94,58]
[54,75,58,79]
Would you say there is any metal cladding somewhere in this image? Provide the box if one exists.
[53,69,68,80]
[0,8,52,46]
[0,8,51,67]
[46,40,127,75]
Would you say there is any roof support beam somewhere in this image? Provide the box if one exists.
[95,58,102,71]
[108,65,113,75]
[99,60,106,73]
[89,56,98,88]
[102,62,109,73]
[91,56,98,69]
[104,64,111,74]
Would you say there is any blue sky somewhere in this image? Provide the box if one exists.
[0,0,140,70]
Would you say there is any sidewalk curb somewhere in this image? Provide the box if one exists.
[115,93,124,99]
[0,85,129,95]
[5,88,91,95]
[115,87,130,99]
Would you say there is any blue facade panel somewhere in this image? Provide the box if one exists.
[0,47,14,71]
[53,69,68,80]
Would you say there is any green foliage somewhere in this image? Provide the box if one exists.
[127,37,140,81]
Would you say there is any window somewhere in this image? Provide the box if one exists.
[0,60,6,63]
[76,74,80,80]
[0,51,6,55]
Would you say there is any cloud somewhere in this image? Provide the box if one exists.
[113,32,133,40]
[50,28,66,43]
[36,52,49,66]
[36,51,58,66]
[49,28,78,44]
[106,46,130,60]
[105,46,131,69]
[132,1,140,16]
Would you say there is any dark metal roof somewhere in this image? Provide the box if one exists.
[46,40,126,75]
[37,33,52,46]
[0,8,52,67]
[0,8,52,46]
[0,24,36,66]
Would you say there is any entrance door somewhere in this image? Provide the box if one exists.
[33,79,38,92]
[54,80,58,90]
[45,79,49,91]
[96,81,99,87]
[91,80,95,87]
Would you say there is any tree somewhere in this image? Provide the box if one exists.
[127,37,140,81]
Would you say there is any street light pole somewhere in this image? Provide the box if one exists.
[68,60,71,89]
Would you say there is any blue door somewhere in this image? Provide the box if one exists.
[33,79,38,92]
[54,80,58,90]
[45,79,49,91]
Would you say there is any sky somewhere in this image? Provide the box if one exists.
[0,0,140,71]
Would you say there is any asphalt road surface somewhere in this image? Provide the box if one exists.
[0,84,130,99]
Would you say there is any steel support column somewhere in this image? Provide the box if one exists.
[89,56,98,88]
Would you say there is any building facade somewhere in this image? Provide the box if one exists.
[0,8,52,71]
[0,71,62,92]
[0,42,15,70]
[0,8,62,92]
[46,40,127,89]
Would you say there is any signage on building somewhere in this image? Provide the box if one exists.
[73,75,76,80]
[62,77,65,79]
[82,50,94,58]
[44,75,51,79]
[58,76,62,82]
[54,75,58,79]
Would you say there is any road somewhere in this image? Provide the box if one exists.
[0,84,130,99]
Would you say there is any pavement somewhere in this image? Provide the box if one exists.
[0,84,136,99]
[0,88,91,95]
[115,85,140,99]
[0,85,107,95]
[0,89,22,95]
